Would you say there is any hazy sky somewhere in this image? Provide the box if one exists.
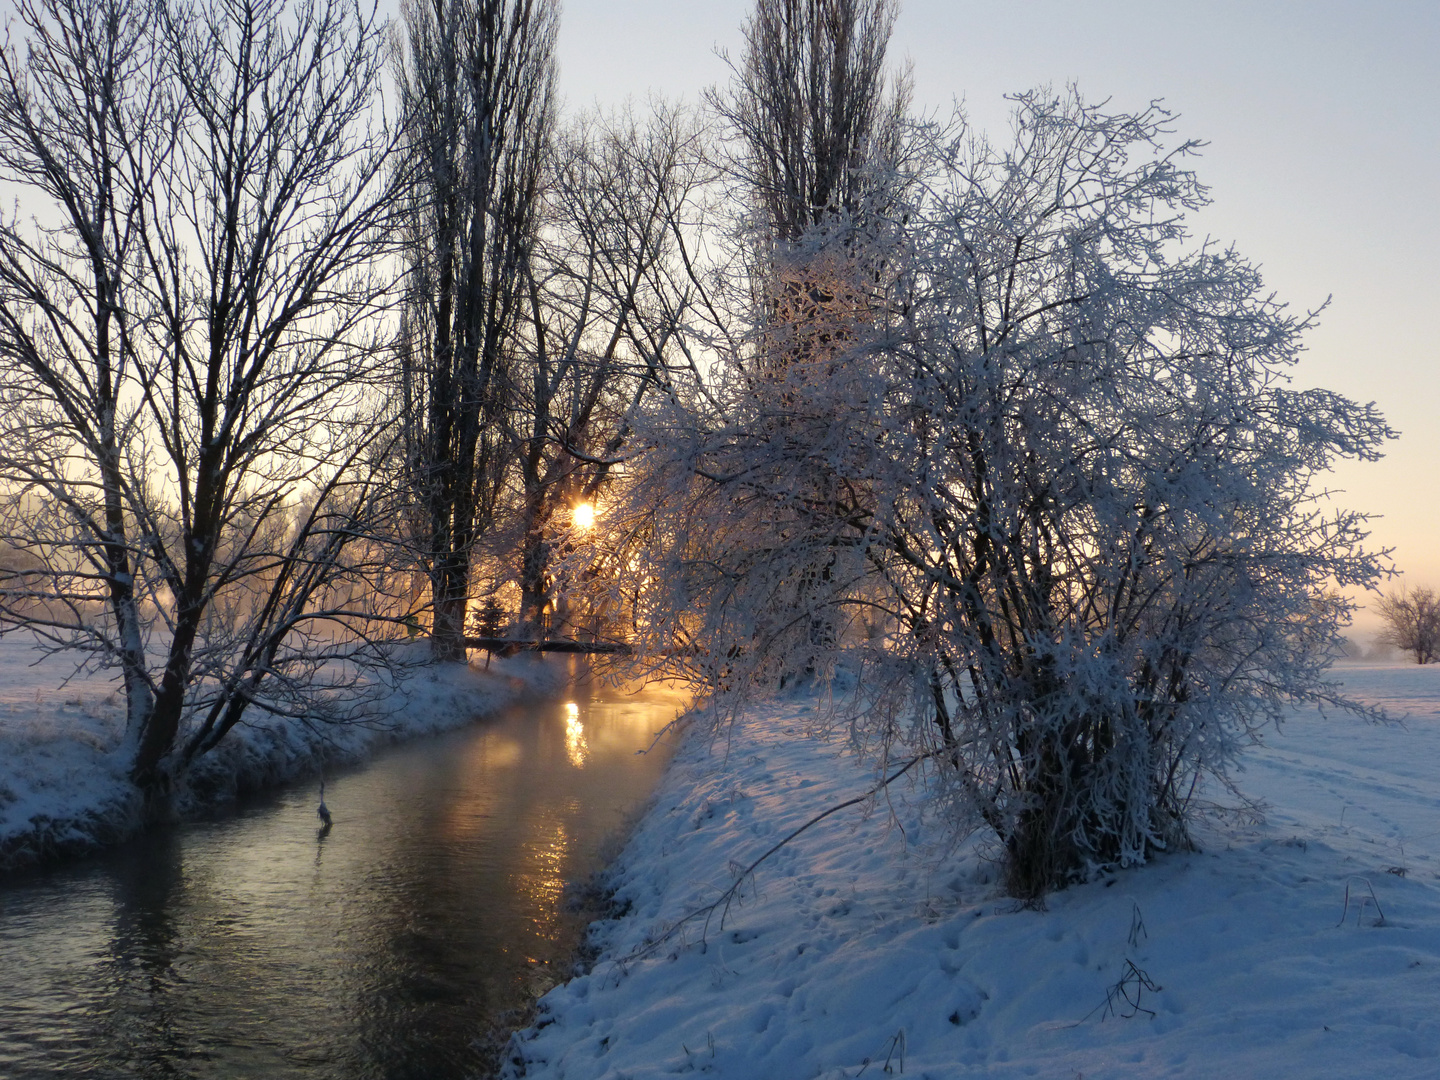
[553,0,1440,634]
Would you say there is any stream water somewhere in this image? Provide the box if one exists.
[0,669,683,1079]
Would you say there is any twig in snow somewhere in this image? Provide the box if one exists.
[1336,877,1386,927]
[882,1028,906,1073]
[1127,901,1147,948]
[1098,960,1162,1020]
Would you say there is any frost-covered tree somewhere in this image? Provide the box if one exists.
[1375,587,1440,664]
[629,91,1393,898]
[0,0,404,793]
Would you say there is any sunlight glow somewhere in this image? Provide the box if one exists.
[564,702,588,768]
[572,502,596,531]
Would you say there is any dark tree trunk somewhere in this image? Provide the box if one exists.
[396,0,557,660]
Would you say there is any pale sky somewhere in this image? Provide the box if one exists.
[554,0,1440,636]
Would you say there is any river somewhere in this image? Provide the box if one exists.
[0,668,684,1079]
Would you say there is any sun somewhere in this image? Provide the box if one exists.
[573,502,596,531]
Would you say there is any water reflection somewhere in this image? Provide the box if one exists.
[564,702,587,768]
[0,673,685,1079]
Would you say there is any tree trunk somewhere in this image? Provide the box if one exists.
[518,485,550,636]
[432,559,471,662]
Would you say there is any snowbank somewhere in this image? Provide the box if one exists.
[0,635,562,871]
[508,664,1440,1078]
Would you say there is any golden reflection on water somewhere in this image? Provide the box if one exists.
[521,817,570,914]
[564,702,587,768]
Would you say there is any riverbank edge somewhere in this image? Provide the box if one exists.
[0,651,565,875]
[497,694,858,1078]
[479,818,670,1076]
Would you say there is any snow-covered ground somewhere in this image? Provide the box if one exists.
[0,634,562,870]
[508,663,1440,1079]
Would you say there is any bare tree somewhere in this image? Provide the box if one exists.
[0,0,404,793]
[697,0,913,663]
[710,0,912,379]
[509,103,712,633]
[712,0,909,242]
[393,0,556,659]
[0,0,161,735]
[1375,587,1440,664]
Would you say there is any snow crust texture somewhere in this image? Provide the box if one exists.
[0,637,561,870]
[509,664,1440,1078]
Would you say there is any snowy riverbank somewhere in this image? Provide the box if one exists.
[0,635,563,871]
[507,663,1440,1079]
